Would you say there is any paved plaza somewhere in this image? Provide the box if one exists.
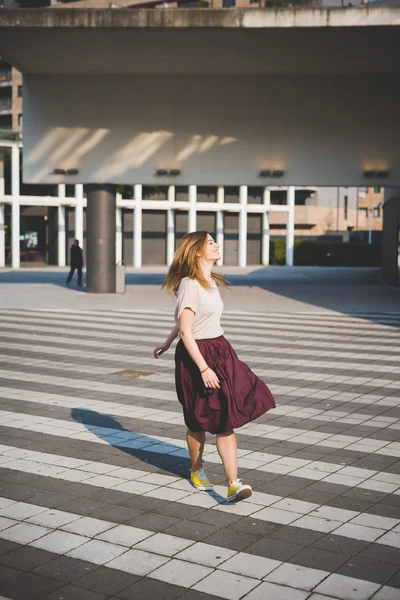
[0,267,399,599]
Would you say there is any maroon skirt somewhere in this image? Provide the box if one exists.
[175,335,275,434]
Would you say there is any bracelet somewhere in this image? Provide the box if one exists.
[200,366,209,374]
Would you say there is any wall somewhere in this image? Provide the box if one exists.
[23,74,400,186]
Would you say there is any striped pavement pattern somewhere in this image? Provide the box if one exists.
[0,309,399,600]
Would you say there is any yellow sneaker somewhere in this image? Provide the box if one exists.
[190,468,214,491]
[226,479,252,503]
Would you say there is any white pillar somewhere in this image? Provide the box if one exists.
[262,186,271,266]
[216,185,224,266]
[116,197,123,265]
[286,185,295,267]
[74,184,84,247]
[133,184,142,267]
[11,144,20,269]
[167,185,175,266]
[188,184,197,233]
[0,162,5,268]
[57,184,66,267]
[238,185,248,267]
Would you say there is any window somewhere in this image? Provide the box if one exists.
[222,0,235,5]
[17,85,22,97]
[18,113,23,127]
[344,195,348,220]
[374,187,381,194]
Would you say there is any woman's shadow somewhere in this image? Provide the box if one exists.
[71,408,225,503]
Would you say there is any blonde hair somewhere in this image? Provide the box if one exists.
[162,231,227,295]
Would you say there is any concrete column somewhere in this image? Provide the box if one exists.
[85,184,117,293]
[116,194,122,265]
[0,156,5,268]
[11,144,20,269]
[262,186,271,266]
[216,185,224,266]
[133,184,142,268]
[167,185,175,265]
[74,184,84,247]
[57,184,66,267]
[238,185,248,267]
[188,185,197,233]
[286,185,295,267]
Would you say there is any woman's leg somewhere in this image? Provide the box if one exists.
[216,430,237,485]
[186,429,206,472]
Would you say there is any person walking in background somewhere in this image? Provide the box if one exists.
[66,239,84,286]
[153,231,275,503]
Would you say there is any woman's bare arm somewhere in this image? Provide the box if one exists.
[153,323,180,358]
[180,308,220,388]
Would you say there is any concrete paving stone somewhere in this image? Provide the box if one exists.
[66,539,128,565]
[311,534,370,556]
[337,557,399,585]
[0,564,23,584]
[314,573,381,600]
[175,541,236,567]
[114,577,185,600]
[219,552,281,579]
[0,545,57,572]
[242,581,310,600]
[268,524,324,546]
[134,531,194,556]
[31,531,91,555]
[0,539,19,555]
[163,519,221,541]
[288,547,350,572]
[0,571,63,600]
[150,558,213,588]
[61,516,116,537]
[386,570,400,589]
[32,556,99,583]
[372,587,400,600]
[73,566,140,596]
[0,522,52,545]
[97,524,153,547]
[126,512,181,533]
[245,538,305,562]
[0,501,47,520]
[26,509,82,529]
[106,548,169,576]
[265,562,330,590]
[192,570,260,600]
[42,584,108,600]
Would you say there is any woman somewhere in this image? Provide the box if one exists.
[153,231,275,502]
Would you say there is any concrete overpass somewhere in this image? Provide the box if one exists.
[0,7,399,289]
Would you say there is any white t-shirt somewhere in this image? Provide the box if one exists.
[175,277,224,340]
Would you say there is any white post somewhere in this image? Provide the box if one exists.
[0,159,5,268]
[57,184,66,267]
[116,197,123,266]
[286,185,295,267]
[74,184,84,247]
[133,184,142,268]
[262,186,270,266]
[167,185,175,266]
[188,184,197,233]
[368,209,373,245]
[238,185,248,267]
[11,144,20,269]
[216,185,224,266]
